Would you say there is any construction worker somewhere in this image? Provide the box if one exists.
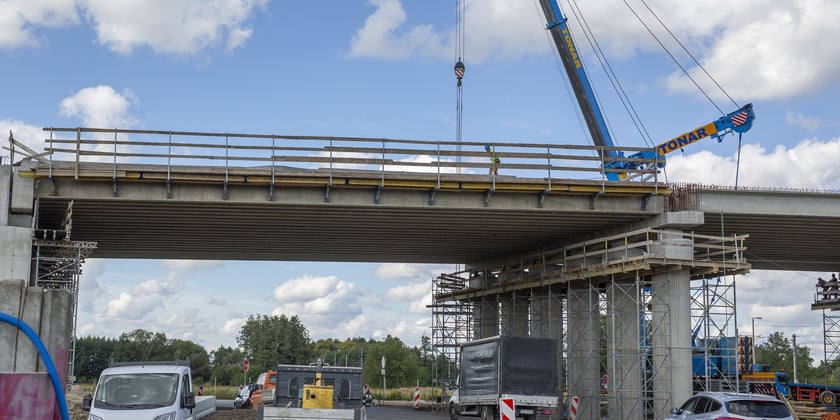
[485,145,500,175]
[818,277,829,300]
[828,274,839,300]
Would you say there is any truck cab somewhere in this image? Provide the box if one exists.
[83,360,214,420]
[249,370,277,410]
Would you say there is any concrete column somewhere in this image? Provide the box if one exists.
[500,292,529,336]
[0,226,33,282]
[567,282,601,420]
[2,164,35,291]
[0,281,70,419]
[469,270,499,339]
[0,279,26,372]
[532,286,564,420]
[14,287,44,372]
[39,289,73,385]
[1,165,10,226]
[475,296,498,339]
[606,280,642,419]
[651,268,692,418]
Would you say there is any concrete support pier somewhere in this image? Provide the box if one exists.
[531,286,565,420]
[651,268,692,418]
[567,282,601,420]
[500,291,529,336]
[607,280,643,419]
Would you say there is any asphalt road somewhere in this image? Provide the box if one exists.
[363,405,450,420]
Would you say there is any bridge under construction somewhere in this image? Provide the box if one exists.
[2,128,840,419]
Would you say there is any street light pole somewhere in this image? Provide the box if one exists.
[752,316,763,372]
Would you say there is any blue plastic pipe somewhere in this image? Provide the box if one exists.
[0,311,70,420]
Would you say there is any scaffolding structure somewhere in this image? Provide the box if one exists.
[431,227,748,419]
[690,276,740,392]
[811,285,840,380]
[31,199,96,390]
[429,272,472,387]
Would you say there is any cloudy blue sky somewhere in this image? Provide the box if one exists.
[2,0,839,361]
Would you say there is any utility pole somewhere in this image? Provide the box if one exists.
[793,334,799,383]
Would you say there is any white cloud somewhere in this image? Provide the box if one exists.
[0,0,80,48]
[384,281,428,302]
[348,0,840,100]
[0,0,265,56]
[219,316,248,336]
[0,120,47,163]
[656,1,840,100]
[375,263,422,279]
[349,0,448,60]
[375,263,452,280]
[104,279,174,318]
[666,137,840,189]
[162,260,224,271]
[738,270,826,360]
[786,110,820,131]
[81,0,267,55]
[59,85,137,128]
[271,275,364,337]
[385,281,431,314]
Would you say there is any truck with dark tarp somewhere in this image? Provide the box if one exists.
[448,335,559,420]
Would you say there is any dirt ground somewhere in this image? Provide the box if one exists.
[206,408,258,420]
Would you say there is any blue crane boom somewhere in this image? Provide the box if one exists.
[537,0,756,180]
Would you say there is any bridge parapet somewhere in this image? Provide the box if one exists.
[30,127,664,190]
[434,227,749,300]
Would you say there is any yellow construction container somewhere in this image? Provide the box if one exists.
[301,385,334,409]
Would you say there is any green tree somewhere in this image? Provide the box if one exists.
[74,336,116,381]
[364,335,425,389]
[237,314,312,374]
[111,329,170,361]
[209,345,247,386]
[756,331,817,382]
[170,338,212,382]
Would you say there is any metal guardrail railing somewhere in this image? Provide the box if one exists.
[36,127,662,188]
[434,227,749,299]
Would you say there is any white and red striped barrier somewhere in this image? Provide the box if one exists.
[413,386,420,409]
[569,396,579,420]
[500,398,514,420]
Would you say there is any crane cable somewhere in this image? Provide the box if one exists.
[635,0,741,111]
[621,0,733,115]
[565,0,656,149]
[454,0,466,173]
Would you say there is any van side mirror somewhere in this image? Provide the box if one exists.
[183,392,196,409]
[82,393,92,411]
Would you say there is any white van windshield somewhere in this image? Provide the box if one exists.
[95,373,179,409]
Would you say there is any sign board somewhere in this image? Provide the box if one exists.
[243,359,250,372]
[500,397,515,420]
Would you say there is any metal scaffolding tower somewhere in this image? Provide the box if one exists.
[811,285,840,382]
[31,199,96,390]
[430,271,472,387]
[431,227,749,419]
[690,276,740,393]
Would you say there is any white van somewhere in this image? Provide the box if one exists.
[83,360,215,420]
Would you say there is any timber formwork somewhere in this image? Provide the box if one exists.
[431,227,749,419]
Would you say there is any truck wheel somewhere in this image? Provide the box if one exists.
[449,403,458,420]
[821,390,836,405]
[480,406,496,420]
